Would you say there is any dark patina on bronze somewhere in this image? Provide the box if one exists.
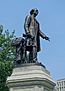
[12,8,50,65]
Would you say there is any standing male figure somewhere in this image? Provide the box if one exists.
[24,8,50,63]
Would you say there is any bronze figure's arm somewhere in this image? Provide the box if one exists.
[39,30,50,42]
[24,15,31,35]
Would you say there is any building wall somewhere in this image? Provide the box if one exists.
[56,79,65,91]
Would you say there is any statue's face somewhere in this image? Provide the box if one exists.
[33,10,38,17]
[30,8,38,17]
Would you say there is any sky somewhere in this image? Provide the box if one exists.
[0,0,65,81]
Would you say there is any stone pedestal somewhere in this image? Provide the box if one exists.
[7,63,56,91]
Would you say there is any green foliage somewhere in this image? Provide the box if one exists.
[0,25,15,91]
[0,61,13,91]
[0,25,16,61]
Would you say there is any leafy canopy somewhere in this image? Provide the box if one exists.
[0,25,16,91]
[0,25,15,61]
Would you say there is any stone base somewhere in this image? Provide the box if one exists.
[7,63,56,91]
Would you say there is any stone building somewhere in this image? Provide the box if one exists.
[56,78,65,91]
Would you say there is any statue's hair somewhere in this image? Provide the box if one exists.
[30,8,38,15]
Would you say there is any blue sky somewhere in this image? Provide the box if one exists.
[0,0,65,80]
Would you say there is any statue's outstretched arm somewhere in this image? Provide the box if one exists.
[39,30,50,41]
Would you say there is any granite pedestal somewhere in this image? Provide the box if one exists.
[7,63,56,91]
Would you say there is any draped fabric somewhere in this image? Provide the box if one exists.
[24,15,40,52]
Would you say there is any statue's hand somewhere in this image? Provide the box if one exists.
[45,36,50,42]
[31,36,35,40]
[27,33,34,39]
[27,33,31,38]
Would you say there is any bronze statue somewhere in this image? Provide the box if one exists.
[24,8,50,63]
[12,8,50,65]
[12,37,27,64]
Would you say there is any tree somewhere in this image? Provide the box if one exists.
[0,25,16,91]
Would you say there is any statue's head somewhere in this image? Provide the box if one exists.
[30,8,38,17]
